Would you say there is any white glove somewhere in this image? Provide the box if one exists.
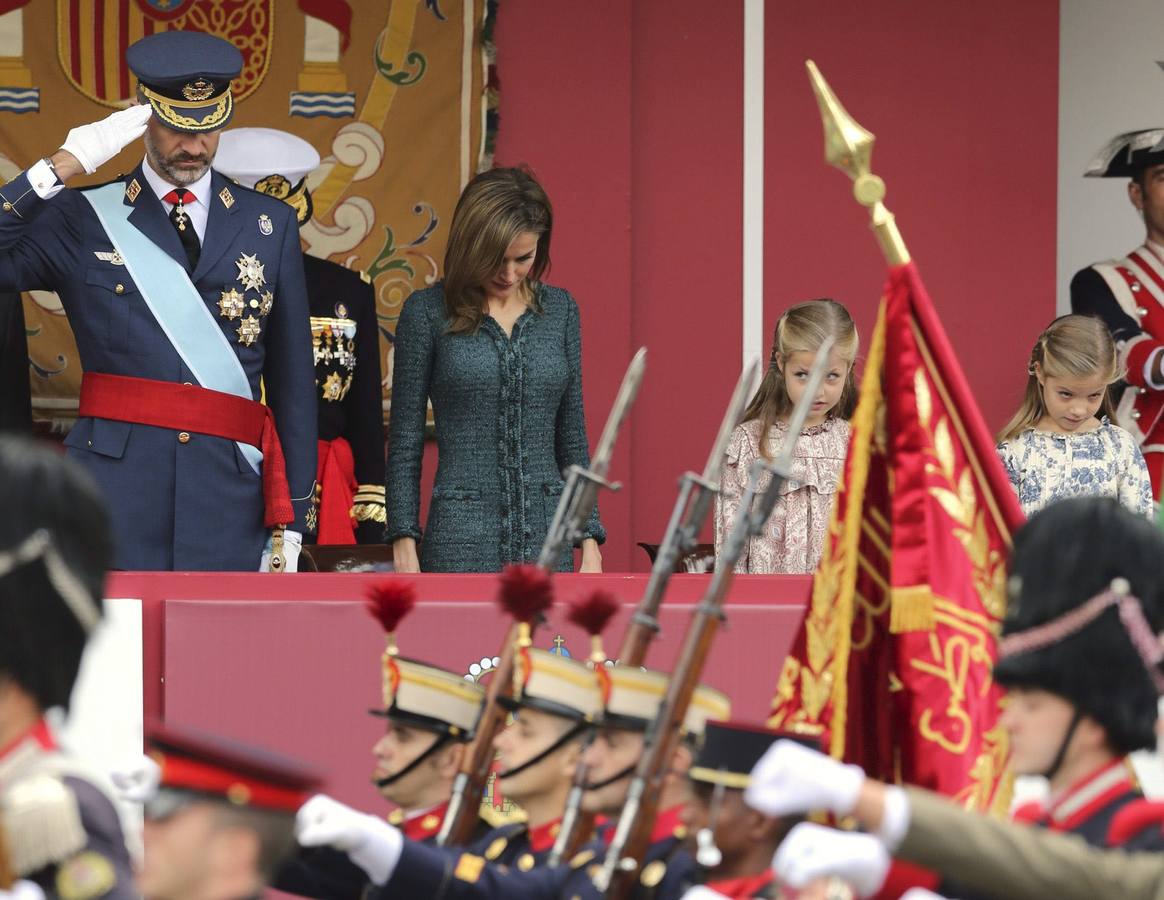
[110,753,161,803]
[260,529,302,573]
[745,739,865,818]
[901,890,953,900]
[60,105,152,175]
[0,883,46,900]
[295,794,403,886]
[678,888,730,899]
[774,822,890,898]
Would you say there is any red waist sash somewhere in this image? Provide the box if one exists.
[78,372,293,526]
[317,437,357,544]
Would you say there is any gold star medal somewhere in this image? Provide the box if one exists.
[237,315,261,346]
[258,290,274,316]
[218,288,245,320]
[235,253,266,291]
[321,371,344,401]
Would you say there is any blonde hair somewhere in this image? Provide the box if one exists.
[742,299,859,460]
[997,314,1121,443]
[443,167,552,335]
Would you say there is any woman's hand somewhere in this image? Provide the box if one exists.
[392,537,421,573]
[579,538,602,573]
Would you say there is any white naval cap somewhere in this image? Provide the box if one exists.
[214,126,321,189]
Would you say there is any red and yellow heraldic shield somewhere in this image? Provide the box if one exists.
[57,0,272,107]
[769,262,1026,814]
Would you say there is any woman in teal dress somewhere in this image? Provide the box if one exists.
[385,168,605,573]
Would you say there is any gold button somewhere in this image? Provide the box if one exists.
[2,202,11,212]
[178,432,191,443]
[114,283,125,295]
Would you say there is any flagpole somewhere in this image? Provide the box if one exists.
[805,60,911,267]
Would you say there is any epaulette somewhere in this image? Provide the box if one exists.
[480,802,526,828]
[1108,798,1164,846]
[359,270,372,285]
[480,822,526,862]
[2,774,87,875]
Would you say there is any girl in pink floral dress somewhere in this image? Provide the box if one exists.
[715,299,857,573]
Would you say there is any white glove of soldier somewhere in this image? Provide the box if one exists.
[900,890,954,900]
[110,753,161,803]
[259,529,302,573]
[677,888,730,899]
[774,822,890,898]
[745,739,866,818]
[60,104,152,175]
[296,794,402,886]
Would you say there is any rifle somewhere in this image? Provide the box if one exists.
[594,338,835,897]
[436,348,648,848]
[546,358,760,867]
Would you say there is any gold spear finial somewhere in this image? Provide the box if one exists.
[806,59,910,266]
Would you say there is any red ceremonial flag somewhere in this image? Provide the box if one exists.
[768,262,1025,812]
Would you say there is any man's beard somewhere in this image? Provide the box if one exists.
[144,131,212,186]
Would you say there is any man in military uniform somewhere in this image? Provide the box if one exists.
[469,643,603,868]
[274,629,490,897]
[0,31,316,571]
[124,718,322,900]
[1071,128,1164,500]
[0,435,135,899]
[294,666,730,899]
[214,127,385,544]
[681,722,837,899]
[749,497,1164,897]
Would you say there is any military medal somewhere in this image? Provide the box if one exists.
[335,302,348,318]
[321,371,344,401]
[235,252,266,291]
[258,290,274,316]
[173,197,189,231]
[258,214,273,236]
[237,315,261,346]
[94,250,125,265]
[218,288,245,320]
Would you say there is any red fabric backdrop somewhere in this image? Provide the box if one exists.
[487,0,1058,572]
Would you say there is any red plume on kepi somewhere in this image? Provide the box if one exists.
[365,578,417,656]
[568,590,619,669]
[497,564,554,649]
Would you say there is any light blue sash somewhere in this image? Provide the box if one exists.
[82,183,261,472]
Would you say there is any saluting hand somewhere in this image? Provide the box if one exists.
[57,103,152,178]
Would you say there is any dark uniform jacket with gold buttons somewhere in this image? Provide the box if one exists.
[468,817,564,870]
[0,163,316,569]
[1,722,136,900]
[1071,245,1164,495]
[304,254,384,542]
[376,805,694,899]
[273,802,495,899]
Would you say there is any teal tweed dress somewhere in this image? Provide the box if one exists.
[385,282,606,572]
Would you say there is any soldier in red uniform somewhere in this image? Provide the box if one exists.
[1071,128,1164,500]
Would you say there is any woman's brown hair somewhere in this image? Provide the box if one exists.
[742,299,859,460]
[443,167,553,335]
[997,314,1121,443]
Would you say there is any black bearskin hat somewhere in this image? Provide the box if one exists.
[995,497,1164,754]
[0,436,111,711]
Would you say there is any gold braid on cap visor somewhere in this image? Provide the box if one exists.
[139,84,232,132]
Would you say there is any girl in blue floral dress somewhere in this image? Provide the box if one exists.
[997,314,1152,517]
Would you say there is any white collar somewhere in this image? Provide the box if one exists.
[140,156,212,207]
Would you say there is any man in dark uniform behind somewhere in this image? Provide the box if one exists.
[0,435,134,898]
[214,127,386,545]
